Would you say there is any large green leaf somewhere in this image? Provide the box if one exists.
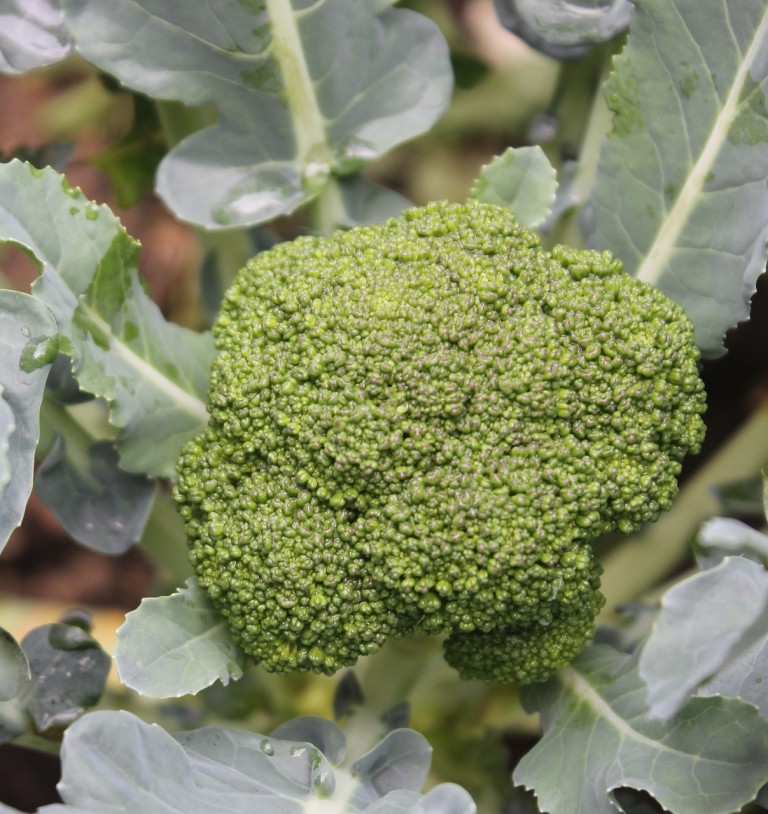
[38,710,475,813]
[0,0,73,74]
[698,517,768,559]
[0,160,214,477]
[114,579,247,698]
[589,0,768,356]
[61,0,452,230]
[514,645,768,814]
[639,557,768,719]
[0,290,58,550]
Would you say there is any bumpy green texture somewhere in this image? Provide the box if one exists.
[174,201,706,684]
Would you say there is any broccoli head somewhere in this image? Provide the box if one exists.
[173,201,706,684]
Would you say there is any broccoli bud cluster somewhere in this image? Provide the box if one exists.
[174,201,706,684]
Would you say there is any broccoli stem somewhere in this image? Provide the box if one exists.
[307,176,348,235]
[140,489,194,590]
[546,52,615,249]
[37,395,102,471]
[599,404,768,618]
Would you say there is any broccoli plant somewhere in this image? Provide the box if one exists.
[3,1,768,814]
[174,200,705,683]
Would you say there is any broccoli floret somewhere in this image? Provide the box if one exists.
[173,201,706,684]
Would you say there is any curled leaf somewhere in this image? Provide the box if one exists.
[493,0,631,60]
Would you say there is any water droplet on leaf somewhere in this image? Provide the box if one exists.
[19,335,59,373]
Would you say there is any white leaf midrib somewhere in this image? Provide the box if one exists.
[561,662,755,768]
[79,303,209,425]
[265,0,328,164]
[635,5,768,285]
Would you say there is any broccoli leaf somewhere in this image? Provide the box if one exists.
[514,645,768,814]
[35,438,155,555]
[19,616,110,734]
[270,715,348,765]
[60,0,452,230]
[588,0,768,356]
[350,729,432,807]
[492,0,631,61]
[470,146,558,229]
[115,578,248,698]
[638,557,768,720]
[0,627,30,703]
[0,160,214,478]
[336,177,413,228]
[38,709,476,813]
[0,0,73,74]
[0,290,58,551]
[700,636,768,720]
[696,517,768,567]
[709,476,765,520]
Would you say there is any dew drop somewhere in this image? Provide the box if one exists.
[20,326,31,337]
[260,738,274,756]
[311,764,335,797]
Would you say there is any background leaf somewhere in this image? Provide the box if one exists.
[0,0,73,74]
[514,645,768,814]
[419,785,477,814]
[336,178,413,228]
[270,716,348,765]
[696,517,768,567]
[35,438,155,555]
[709,476,765,519]
[89,94,166,209]
[0,290,58,551]
[0,700,26,747]
[19,615,110,734]
[0,160,214,478]
[699,635,768,718]
[61,0,453,230]
[350,729,432,807]
[639,557,768,719]
[589,0,768,356]
[115,578,247,698]
[492,0,631,60]
[0,627,30,702]
[470,146,558,228]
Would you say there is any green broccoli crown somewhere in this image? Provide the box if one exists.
[174,200,706,684]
